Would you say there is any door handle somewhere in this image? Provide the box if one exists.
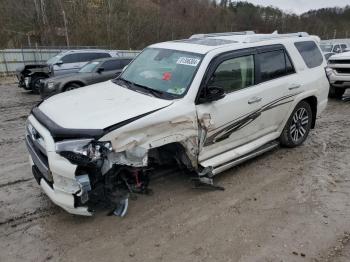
[288,84,301,90]
[248,97,262,104]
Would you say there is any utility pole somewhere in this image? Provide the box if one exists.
[333,29,337,39]
[62,10,70,47]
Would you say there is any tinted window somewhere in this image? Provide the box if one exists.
[285,52,295,74]
[80,52,111,62]
[61,53,81,63]
[258,49,294,82]
[121,59,132,67]
[341,44,347,51]
[209,55,255,93]
[102,60,122,71]
[294,41,324,68]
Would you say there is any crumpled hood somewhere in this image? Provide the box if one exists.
[38,80,173,129]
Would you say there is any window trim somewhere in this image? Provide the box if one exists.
[195,47,257,105]
[294,40,324,69]
[195,44,296,104]
[256,44,296,84]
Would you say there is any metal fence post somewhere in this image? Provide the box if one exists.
[2,51,9,76]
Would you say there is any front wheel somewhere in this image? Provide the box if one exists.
[31,76,46,94]
[64,83,81,92]
[280,101,312,148]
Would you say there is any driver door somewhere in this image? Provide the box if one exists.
[196,49,266,163]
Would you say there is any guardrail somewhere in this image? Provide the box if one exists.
[0,47,140,76]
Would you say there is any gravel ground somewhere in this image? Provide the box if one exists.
[0,78,350,262]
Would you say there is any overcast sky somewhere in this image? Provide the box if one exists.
[243,0,350,14]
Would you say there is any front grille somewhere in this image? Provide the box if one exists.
[26,122,53,183]
[329,59,350,64]
[335,68,350,74]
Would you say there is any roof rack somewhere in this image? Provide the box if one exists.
[242,32,310,43]
[190,31,255,39]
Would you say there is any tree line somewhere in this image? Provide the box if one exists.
[0,0,350,50]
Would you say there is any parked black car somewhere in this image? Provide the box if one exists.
[16,49,114,93]
[39,57,132,99]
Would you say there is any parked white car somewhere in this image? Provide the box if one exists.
[25,32,329,216]
[326,52,350,98]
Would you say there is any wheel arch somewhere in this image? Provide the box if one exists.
[302,96,317,129]
[63,81,85,91]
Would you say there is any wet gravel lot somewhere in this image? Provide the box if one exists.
[1,77,350,262]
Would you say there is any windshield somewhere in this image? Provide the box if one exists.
[119,48,203,97]
[46,54,63,64]
[320,44,333,52]
[79,61,100,73]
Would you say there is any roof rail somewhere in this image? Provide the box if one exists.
[243,32,310,43]
[190,31,255,39]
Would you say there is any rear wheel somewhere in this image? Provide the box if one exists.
[280,101,312,148]
[329,85,345,99]
[64,83,81,92]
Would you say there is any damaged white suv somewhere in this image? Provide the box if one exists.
[26,32,329,216]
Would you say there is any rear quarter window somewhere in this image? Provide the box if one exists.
[294,41,324,68]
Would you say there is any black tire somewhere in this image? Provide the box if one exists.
[280,101,312,148]
[30,76,46,94]
[64,83,81,92]
[328,85,345,99]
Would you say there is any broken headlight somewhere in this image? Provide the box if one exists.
[56,139,113,165]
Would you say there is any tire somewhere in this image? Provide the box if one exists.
[280,101,312,148]
[30,76,46,94]
[329,85,345,99]
[64,83,81,92]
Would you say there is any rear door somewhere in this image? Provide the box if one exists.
[253,45,299,133]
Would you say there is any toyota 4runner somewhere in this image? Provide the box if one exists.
[25,32,329,216]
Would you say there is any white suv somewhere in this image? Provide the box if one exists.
[25,32,329,216]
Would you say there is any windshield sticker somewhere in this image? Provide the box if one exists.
[167,87,185,95]
[177,57,200,67]
[162,72,172,81]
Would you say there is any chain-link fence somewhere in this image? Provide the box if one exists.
[0,46,140,76]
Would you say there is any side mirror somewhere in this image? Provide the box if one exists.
[97,67,104,73]
[54,60,63,66]
[198,85,225,103]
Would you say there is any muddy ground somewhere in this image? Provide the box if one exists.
[0,77,350,262]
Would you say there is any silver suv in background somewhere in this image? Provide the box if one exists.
[16,49,115,93]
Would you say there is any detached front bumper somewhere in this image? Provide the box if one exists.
[26,115,92,216]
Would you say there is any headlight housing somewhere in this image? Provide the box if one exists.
[325,67,334,77]
[47,82,55,89]
[56,139,112,164]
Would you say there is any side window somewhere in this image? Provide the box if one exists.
[102,60,122,71]
[208,55,254,93]
[121,59,132,67]
[341,44,347,51]
[294,41,324,68]
[61,53,81,63]
[333,45,341,53]
[80,53,111,62]
[258,49,293,82]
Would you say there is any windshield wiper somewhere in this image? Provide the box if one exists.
[113,78,174,99]
[132,83,165,98]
